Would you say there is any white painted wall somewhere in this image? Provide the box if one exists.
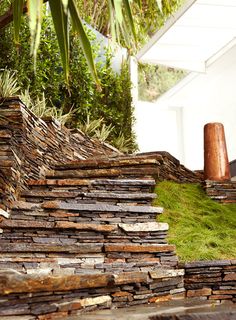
[135,44,236,170]
[134,102,183,162]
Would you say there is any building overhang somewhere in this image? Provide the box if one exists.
[137,0,236,72]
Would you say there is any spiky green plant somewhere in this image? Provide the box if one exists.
[51,106,75,126]
[94,123,114,142]
[112,132,134,153]
[20,88,74,125]
[0,69,20,97]
[77,114,103,136]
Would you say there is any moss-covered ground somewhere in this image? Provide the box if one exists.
[154,181,236,262]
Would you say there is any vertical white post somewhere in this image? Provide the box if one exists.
[129,56,138,107]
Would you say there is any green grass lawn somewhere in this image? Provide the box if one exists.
[154,181,236,262]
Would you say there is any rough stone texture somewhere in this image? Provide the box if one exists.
[0,99,182,316]
[48,152,203,183]
[204,180,236,203]
[119,222,169,232]
[150,269,185,279]
[183,260,236,302]
[150,311,236,320]
[0,98,118,209]
[0,99,232,319]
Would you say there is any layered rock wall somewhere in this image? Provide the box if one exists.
[0,98,118,208]
[204,180,236,203]
[182,260,236,302]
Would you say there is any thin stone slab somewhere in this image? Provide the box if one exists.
[21,190,83,198]
[42,201,164,214]
[0,208,10,219]
[55,221,118,232]
[0,270,113,294]
[91,179,156,186]
[0,243,103,253]
[54,158,161,170]
[11,201,41,211]
[184,260,231,268]
[150,269,185,279]
[47,167,158,179]
[21,190,156,200]
[80,295,111,307]
[28,178,156,187]
[119,222,168,232]
[113,271,148,285]
[104,243,175,253]
[0,220,54,229]
[84,192,157,200]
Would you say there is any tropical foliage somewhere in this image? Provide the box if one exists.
[0,15,137,152]
[0,0,182,83]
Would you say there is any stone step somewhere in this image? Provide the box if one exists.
[46,157,161,180]
[20,190,157,204]
[27,178,156,194]
[46,166,158,179]
[205,180,236,187]
[0,242,175,254]
[0,268,184,295]
[0,219,168,233]
[0,268,185,316]
[53,156,163,171]
[0,242,103,253]
[11,200,163,215]
[40,201,163,215]
[28,178,156,187]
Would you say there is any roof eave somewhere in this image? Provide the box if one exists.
[136,0,197,61]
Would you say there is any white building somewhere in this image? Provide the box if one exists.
[134,0,236,170]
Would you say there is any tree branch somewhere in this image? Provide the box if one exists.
[0,3,28,31]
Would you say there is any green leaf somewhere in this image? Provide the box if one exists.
[163,0,171,14]
[108,0,117,42]
[49,0,69,83]
[68,0,100,87]
[13,0,24,45]
[136,0,142,9]
[28,0,43,68]
[113,0,123,25]
[122,0,137,42]
[61,0,69,13]
[156,0,163,13]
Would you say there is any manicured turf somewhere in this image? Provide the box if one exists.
[154,181,236,262]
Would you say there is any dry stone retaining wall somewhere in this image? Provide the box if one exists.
[0,98,118,209]
[182,260,236,303]
[204,180,236,203]
[0,98,202,211]
[0,99,233,319]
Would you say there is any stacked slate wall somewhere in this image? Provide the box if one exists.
[204,180,236,203]
[182,260,236,302]
[0,98,118,209]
